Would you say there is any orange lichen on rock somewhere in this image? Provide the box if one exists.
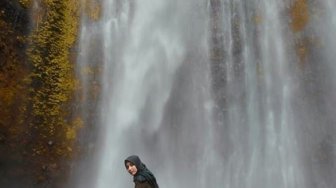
[296,40,308,65]
[252,10,263,25]
[295,36,319,66]
[290,0,309,32]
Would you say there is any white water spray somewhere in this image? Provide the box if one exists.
[71,0,336,188]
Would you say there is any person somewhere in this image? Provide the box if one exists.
[124,155,159,188]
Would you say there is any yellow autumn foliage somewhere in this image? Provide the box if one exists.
[19,0,33,8]
[28,0,78,122]
[23,0,83,183]
[83,0,102,21]
[65,117,83,142]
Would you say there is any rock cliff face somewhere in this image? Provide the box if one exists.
[0,0,81,187]
[0,1,31,186]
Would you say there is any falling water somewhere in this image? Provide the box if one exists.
[72,0,336,188]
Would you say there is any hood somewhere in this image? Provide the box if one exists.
[124,155,145,170]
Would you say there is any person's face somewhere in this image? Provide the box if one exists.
[126,161,137,176]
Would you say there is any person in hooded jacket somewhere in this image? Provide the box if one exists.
[124,155,159,188]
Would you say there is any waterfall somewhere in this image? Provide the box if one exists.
[72,0,336,188]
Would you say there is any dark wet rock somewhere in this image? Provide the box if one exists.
[0,0,30,33]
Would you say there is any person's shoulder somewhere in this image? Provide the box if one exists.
[134,174,147,182]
